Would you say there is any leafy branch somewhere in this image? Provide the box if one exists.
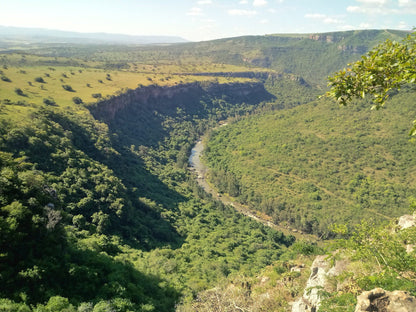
[325,32,416,134]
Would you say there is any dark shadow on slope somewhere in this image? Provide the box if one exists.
[47,111,186,250]
[2,233,180,311]
[1,110,185,250]
[89,81,275,148]
[0,154,180,311]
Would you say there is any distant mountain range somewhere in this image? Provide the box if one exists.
[0,25,189,45]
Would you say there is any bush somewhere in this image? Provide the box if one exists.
[14,88,25,96]
[43,98,56,106]
[72,96,83,104]
[92,93,102,99]
[1,75,11,82]
[62,84,75,92]
[34,77,45,83]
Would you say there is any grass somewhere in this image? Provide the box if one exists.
[0,53,264,124]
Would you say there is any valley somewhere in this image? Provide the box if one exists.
[189,125,318,241]
[0,29,415,311]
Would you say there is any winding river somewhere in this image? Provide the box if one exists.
[188,130,318,241]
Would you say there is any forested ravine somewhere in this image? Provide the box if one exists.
[188,128,318,242]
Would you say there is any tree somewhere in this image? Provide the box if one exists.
[72,96,83,104]
[14,88,25,96]
[62,84,75,92]
[34,77,45,83]
[326,32,416,134]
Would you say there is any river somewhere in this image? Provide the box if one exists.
[188,130,318,241]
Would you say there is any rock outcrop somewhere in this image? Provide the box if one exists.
[292,256,331,312]
[355,288,416,312]
[398,212,416,230]
[292,255,348,312]
[88,81,273,122]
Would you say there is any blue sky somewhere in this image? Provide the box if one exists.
[1,0,415,41]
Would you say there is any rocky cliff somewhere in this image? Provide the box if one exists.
[87,81,274,147]
[88,81,273,123]
[355,288,416,312]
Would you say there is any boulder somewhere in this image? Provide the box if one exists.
[397,213,416,230]
[291,255,330,312]
[355,288,416,312]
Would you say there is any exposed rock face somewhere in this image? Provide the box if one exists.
[291,256,331,312]
[292,255,347,312]
[309,34,337,43]
[88,81,272,122]
[355,288,416,312]
[398,213,416,230]
[337,45,367,54]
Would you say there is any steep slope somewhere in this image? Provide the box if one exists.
[20,29,409,86]
[204,85,416,236]
[0,29,413,311]
[159,29,409,85]
[0,75,291,310]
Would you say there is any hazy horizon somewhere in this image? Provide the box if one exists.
[0,0,414,42]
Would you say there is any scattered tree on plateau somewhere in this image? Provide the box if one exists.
[326,32,416,134]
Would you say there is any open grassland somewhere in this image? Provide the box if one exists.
[0,53,263,124]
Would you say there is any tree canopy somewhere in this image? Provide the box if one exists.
[326,31,416,134]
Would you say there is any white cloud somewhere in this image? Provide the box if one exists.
[398,0,416,12]
[305,13,342,24]
[260,19,269,24]
[398,0,413,6]
[323,17,342,24]
[187,7,203,16]
[346,5,398,14]
[357,0,388,4]
[268,8,277,13]
[253,0,268,7]
[228,9,258,16]
[346,0,416,14]
[305,13,326,19]
[397,20,410,29]
[239,0,249,4]
[339,24,356,30]
[346,6,362,13]
[197,0,212,5]
[358,22,371,28]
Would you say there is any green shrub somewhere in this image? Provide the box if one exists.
[1,75,11,82]
[72,96,83,104]
[14,88,25,96]
[43,98,56,106]
[62,84,75,92]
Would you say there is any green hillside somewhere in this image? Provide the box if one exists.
[154,29,408,85]
[0,29,414,311]
[204,85,416,237]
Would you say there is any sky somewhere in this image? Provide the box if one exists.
[0,0,415,41]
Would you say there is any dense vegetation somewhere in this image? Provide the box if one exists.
[0,29,414,311]
[327,32,416,132]
[0,49,294,310]
[204,85,416,237]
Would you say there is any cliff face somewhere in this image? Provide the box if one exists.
[88,81,273,147]
[309,34,339,43]
[89,81,272,123]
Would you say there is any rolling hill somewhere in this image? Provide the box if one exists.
[0,29,414,311]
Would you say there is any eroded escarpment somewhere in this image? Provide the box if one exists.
[88,81,273,123]
[87,80,274,147]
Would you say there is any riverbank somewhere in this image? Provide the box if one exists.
[188,129,318,241]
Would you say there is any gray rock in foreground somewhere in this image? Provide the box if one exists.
[355,288,416,312]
